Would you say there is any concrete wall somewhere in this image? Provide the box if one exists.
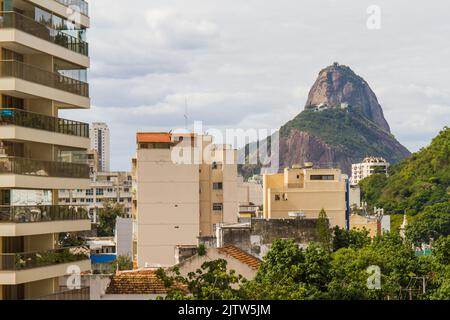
[177,247,257,281]
[219,219,318,259]
[115,217,133,257]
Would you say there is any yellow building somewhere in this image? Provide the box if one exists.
[263,165,349,228]
[132,132,238,268]
[0,0,91,300]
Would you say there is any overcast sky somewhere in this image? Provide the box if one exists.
[61,0,450,171]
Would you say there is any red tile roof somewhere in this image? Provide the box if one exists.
[218,245,261,270]
[106,269,185,295]
[136,132,171,143]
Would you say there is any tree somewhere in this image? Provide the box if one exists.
[241,240,331,300]
[156,259,243,300]
[406,202,450,245]
[109,255,133,273]
[97,202,126,237]
[316,209,332,251]
[332,226,371,252]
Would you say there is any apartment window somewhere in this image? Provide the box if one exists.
[274,194,281,201]
[80,199,85,203]
[86,189,93,196]
[86,198,93,203]
[124,188,129,192]
[96,188,104,196]
[213,182,223,190]
[213,203,223,211]
[107,188,113,193]
[310,175,335,181]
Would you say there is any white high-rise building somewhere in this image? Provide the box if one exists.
[351,156,389,185]
[90,123,110,172]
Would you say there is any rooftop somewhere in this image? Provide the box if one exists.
[136,132,171,144]
[218,245,261,270]
[105,269,185,295]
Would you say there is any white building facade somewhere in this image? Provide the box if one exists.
[351,156,389,185]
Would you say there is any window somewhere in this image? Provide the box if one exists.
[124,188,129,192]
[107,188,113,193]
[213,182,223,190]
[96,188,104,196]
[86,189,93,196]
[310,175,335,181]
[213,203,223,211]
[274,194,281,201]
[86,198,93,203]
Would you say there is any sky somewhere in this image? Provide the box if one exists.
[61,0,450,172]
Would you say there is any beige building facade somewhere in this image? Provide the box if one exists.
[263,165,349,228]
[132,132,239,268]
[0,0,91,300]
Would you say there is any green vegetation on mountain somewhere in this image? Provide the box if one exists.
[279,108,407,164]
[360,127,450,215]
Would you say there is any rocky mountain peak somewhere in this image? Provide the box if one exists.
[305,62,391,132]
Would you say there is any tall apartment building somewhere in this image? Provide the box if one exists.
[132,132,238,268]
[263,164,349,228]
[350,156,389,186]
[0,0,91,300]
[59,170,133,223]
[90,122,110,172]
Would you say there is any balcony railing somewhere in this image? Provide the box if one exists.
[0,205,89,224]
[0,11,89,55]
[0,108,89,137]
[54,0,89,17]
[0,60,89,97]
[0,156,90,179]
[0,246,89,271]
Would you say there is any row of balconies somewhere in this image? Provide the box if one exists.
[0,205,88,224]
[0,156,89,178]
[0,246,89,271]
[0,11,88,56]
[0,60,89,97]
[0,108,89,137]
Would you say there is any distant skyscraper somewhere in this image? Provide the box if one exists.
[90,122,110,172]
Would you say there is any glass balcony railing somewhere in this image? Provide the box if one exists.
[0,60,89,97]
[0,157,90,179]
[0,108,89,137]
[0,205,89,223]
[54,0,89,17]
[0,246,89,271]
[0,11,89,56]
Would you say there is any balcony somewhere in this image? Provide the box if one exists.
[54,0,89,17]
[0,108,89,137]
[0,60,89,97]
[0,157,90,179]
[0,246,89,271]
[0,205,88,224]
[0,11,88,56]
